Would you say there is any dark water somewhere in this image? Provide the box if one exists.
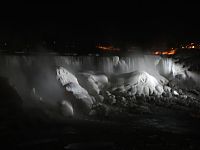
[1,116,200,150]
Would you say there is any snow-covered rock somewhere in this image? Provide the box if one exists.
[111,71,164,96]
[76,72,108,103]
[77,73,108,95]
[56,67,78,86]
[163,85,171,93]
[56,67,94,109]
[173,90,179,96]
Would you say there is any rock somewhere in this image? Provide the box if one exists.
[149,87,154,95]
[130,86,137,95]
[77,73,108,98]
[143,86,149,96]
[110,71,164,96]
[178,89,184,95]
[168,93,173,98]
[180,95,187,99]
[127,91,132,96]
[173,90,179,96]
[57,67,94,110]
[136,85,143,95]
[163,86,171,93]
[121,97,126,102]
[105,91,111,96]
[109,95,116,104]
[98,95,104,102]
[109,95,115,99]
[162,92,172,98]
[155,85,164,95]
[111,98,117,104]
[162,92,168,97]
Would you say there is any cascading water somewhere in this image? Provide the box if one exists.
[0,54,192,117]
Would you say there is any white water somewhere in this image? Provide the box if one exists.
[0,55,190,116]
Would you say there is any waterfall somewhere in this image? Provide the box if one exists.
[0,55,188,107]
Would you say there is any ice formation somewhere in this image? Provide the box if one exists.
[57,65,165,108]
[0,54,195,117]
[56,67,94,108]
[111,71,164,96]
[77,73,108,95]
[156,58,187,79]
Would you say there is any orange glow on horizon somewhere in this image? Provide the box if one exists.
[154,49,176,55]
[96,45,120,51]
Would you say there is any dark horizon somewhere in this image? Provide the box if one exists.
[0,3,200,52]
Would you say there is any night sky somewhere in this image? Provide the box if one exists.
[0,2,200,51]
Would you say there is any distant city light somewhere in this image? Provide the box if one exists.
[154,42,200,56]
[153,48,176,55]
[182,42,200,49]
[96,45,120,51]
